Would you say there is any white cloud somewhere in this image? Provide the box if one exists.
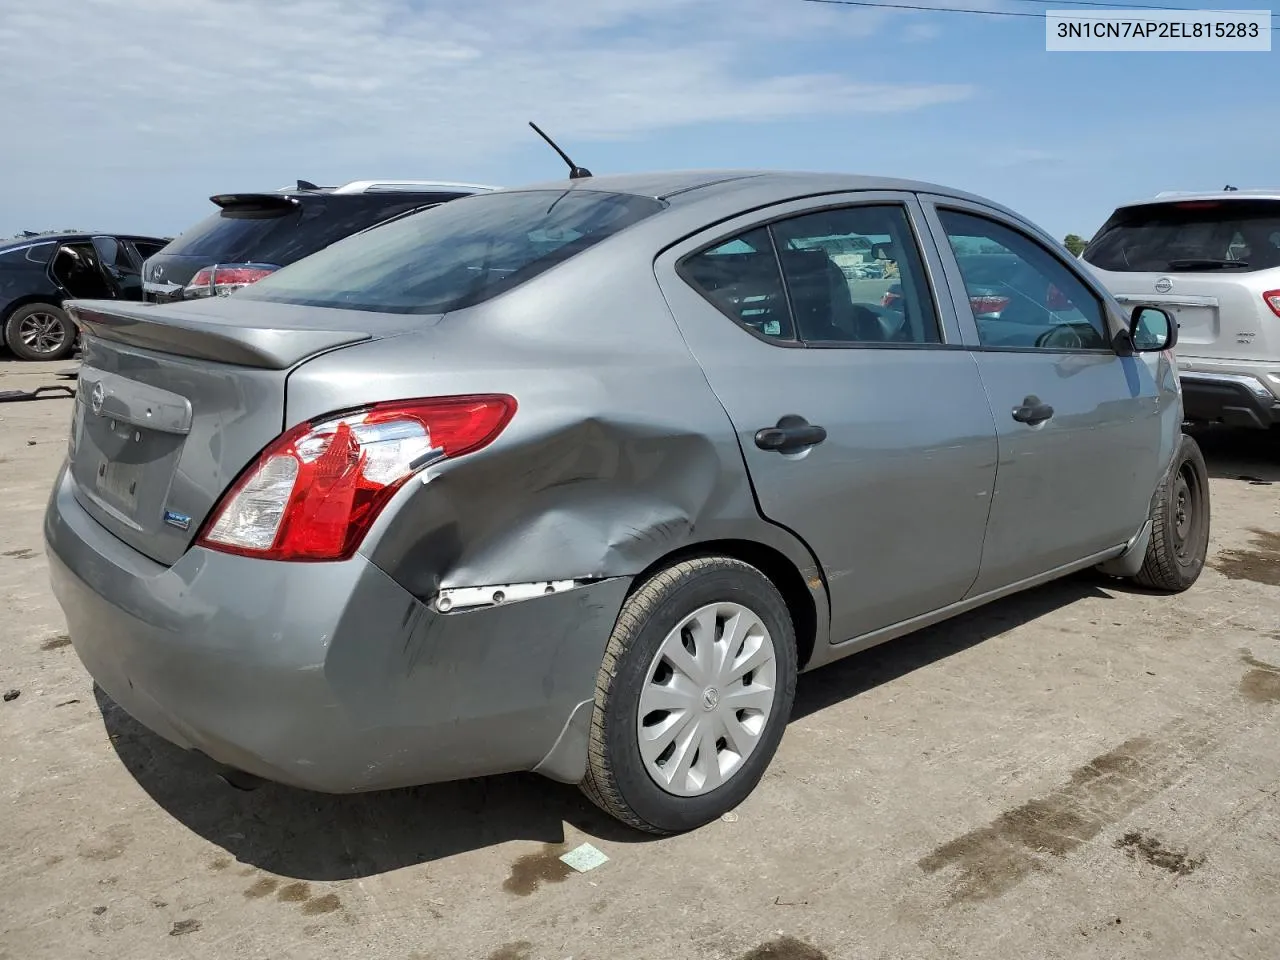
[2,0,970,155]
[0,0,973,232]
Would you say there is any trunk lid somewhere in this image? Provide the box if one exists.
[64,298,432,565]
[1083,266,1280,360]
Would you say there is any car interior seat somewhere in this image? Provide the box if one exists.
[778,248,885,342]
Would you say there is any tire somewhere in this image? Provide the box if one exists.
[4,303,76,362]
[580,556,798,834]
[1132,434,1211,592]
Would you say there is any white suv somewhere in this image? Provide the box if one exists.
[1082,190,1280,429]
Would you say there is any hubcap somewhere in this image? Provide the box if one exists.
[18,312,66,355]
[637,602,778,798]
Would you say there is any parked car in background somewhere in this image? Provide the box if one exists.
[1083,190,1280,429]
[142,179,498,303]
[47,171,1206,836]
[0,232,169,361]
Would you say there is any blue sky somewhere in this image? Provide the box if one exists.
[0,0,1275,243]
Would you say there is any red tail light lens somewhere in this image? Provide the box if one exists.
[184,263,279,299]
[1264,290,1280,319]
[197,395,516,561]
[969,295,1010,316]
[881,290,902,308]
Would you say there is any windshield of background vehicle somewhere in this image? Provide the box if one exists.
[236,189,666,314]
[1084,199,1280,273]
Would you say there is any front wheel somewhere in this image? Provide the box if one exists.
[4,303,76,361]
[580,556,798,834]
[1132,434,1211,592]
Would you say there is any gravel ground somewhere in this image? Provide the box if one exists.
[1,356,1278,960]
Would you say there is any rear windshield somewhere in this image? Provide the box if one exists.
[237,189,666,314]
[161,196,448,265]
[1084,199,1280,273]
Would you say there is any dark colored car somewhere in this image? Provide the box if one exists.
[143,179,498,303]
[0,232,170,361]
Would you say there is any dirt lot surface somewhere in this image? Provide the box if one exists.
[2,356,1278,960]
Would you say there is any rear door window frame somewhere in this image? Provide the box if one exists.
[673,192,963,350]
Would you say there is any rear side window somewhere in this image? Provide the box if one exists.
[1084,199,1280,273]
[0,242,55,267]
[680,228,794,341]
[239,190,665,314]
[680,203,941,345]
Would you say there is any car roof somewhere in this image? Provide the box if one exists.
[0,232,169,250]
[1120,189,1280,208]
[509,169,1000,206]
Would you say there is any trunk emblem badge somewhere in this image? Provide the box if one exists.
[1154,277,1173,293]
[90,382,105,416]
[163,511,192,531]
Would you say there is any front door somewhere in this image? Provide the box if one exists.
[920,197,1174,594]
[655,194,999,643]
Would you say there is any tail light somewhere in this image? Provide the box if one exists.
[1045,284,1070,311]
[197,395,516,562]
[881,289,902,308]
[1264,290,1280,319]
[184,263,279,299]
[969,295,1010,316]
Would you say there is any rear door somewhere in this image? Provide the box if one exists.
[919,196,1175,593]
[91,236,142,300]
[655,193,999,644]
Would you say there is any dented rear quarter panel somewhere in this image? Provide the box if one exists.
[283,236,829,648]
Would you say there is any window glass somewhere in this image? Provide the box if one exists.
[680,228,794,341]
[93,236,138,274]
[131,241,168,260]
[1083,199,1280,273]
[939,210,1109,351]
[240,190,664,314]
[770,204,941,344]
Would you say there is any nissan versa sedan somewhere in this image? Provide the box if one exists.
[46,171,1210,834]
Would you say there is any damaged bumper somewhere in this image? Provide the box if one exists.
[44,465,630,793]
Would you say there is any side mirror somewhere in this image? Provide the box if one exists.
[1128,305,1177,352]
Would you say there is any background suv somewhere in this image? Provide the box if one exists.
[142,179,498,303]
[1082,190,1280,429]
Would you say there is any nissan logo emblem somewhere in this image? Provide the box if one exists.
[90,382,105,416]
[1154,277,1173,293]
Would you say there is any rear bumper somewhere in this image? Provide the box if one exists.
[44,464,628,792]
[1180,372,1280,429]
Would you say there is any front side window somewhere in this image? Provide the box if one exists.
[939,210,1109,351]
[239,189,665,314]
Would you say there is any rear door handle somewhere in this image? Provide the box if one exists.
[1011,395,1054,426]
[754,415,828,454]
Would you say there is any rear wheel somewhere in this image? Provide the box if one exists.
[1133,434,1211,592]
[580,556,797,834]
[4,303,75,361]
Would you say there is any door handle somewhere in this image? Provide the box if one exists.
[754,415,828,454]
[1011,395,1054,425]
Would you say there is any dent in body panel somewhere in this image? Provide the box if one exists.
[285,262,829,631]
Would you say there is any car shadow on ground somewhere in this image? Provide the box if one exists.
[1190,424,1280,484]
[97,427,1257,882]
[99,570,1130,881]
